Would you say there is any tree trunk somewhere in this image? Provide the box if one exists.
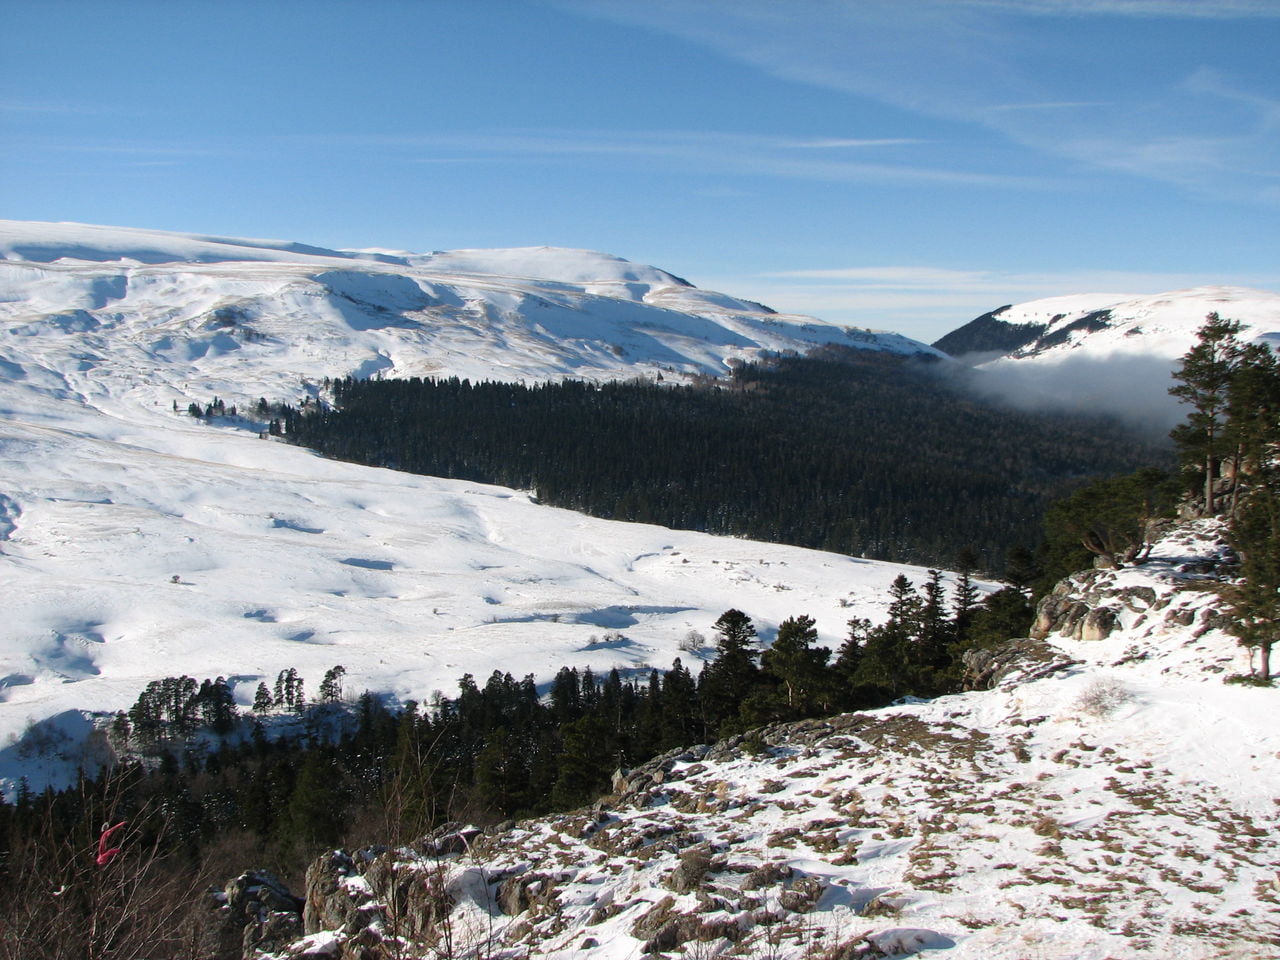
[1228,444,1243,520]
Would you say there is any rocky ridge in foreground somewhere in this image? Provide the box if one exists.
[217,521,1278,960]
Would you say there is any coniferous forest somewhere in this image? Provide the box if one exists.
[276,347,1170,569]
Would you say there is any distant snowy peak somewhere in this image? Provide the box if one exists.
[0,219,941,400]
[0,219,390,267]
[398,246,692,291]
[934,285,1280,364]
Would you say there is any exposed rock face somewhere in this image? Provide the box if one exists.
[1033,564,1228,645]
[1033,570,1115,641]
[961,638,1078,691]
[497,872,559,916]
[303,850,362,935]
[663,845,712,894]
[203,870,305,960]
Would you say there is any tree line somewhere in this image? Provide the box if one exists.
[275,347,1167,569]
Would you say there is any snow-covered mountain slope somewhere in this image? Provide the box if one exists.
[933,286,1280,428]
[261,521,1279,960]
[0,221,947,796]
[935,286,1280,364]
[998,287,1280,363]
[0,220,938,404]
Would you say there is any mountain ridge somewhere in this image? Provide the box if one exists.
[0,219,939,403]
[933,285,1280,364]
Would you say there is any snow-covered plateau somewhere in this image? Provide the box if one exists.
[0,220,940,794]
[938,287,1280,366]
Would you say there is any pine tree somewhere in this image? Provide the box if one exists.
[319,665,346,703]
[919,569,952,672]
[1002,545,1039,591]
[128,680,166,744]
[855,575,922,697]
[1226,483,1280,681]
[1042,468,1177,570]
[1169,313,1251,514]
[474,726,529,816]
[198,676,237,734]
[660,659,699,746]
[761,614,831,716]
[550,714,612,809]
[1223,344,1280,517]
[549,667,582,723]
[700,609,760,732]
[285,748,345,848]
[964,587,1035,649]
[635,670,665,759]
[253,682,274,714]
[951,565,981,649]
[273,670,287,709]
[834,617,876,708]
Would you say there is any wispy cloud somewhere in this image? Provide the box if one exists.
[563,0,1280,204]
[784,137,923,149]
[58,143,225,157]
[762,263,1280,295]
[290,128,1049,189]
[0,98,110,116]
[767,266,988,287]
[985,101,1108,113]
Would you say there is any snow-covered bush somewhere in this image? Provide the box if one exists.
[1075,677,1131,718]
[678,629,706,653]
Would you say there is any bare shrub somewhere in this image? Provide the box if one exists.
[679,629,706,653]
[0,774,211,960]
[1075,677,1131,718]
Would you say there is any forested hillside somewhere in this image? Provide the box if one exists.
[280,348,1169,568]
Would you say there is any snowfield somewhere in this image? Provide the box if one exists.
[990,287,1280,363]
[0,220,945,795]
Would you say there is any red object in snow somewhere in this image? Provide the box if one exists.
[95,821,126,866]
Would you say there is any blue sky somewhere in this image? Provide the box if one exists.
[2,0,1277,341]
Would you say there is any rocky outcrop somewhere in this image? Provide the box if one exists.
[961,638,1079,691]
[1032,524,1240,650]
[1032,570,1121,641]
[203,870,305,960]
[497,872,560,916]
[1033,571,1184,643]
[303,850,366,936]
